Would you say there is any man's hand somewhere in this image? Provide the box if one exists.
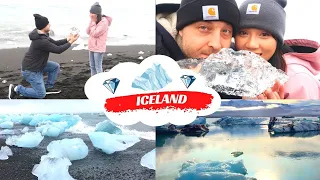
[68,34,80,44]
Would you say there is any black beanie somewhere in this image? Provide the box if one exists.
[90,2,102,14]
[238,0,287,44]
[176,0,240,35]
[34,14,49,30]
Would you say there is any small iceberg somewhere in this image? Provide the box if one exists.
[140,149,155,170]
[0,146,13,160]
[88,132,140,154]
[36,121,69,137]
[177,160,250,180]
[0,121,14,129]
[6,131,44,148]
[47,138,88,161]
[0,129,15,135]
[95,120,122,134]
[32,155,75,180]
[138,51,144,55]
[272,121,320,133]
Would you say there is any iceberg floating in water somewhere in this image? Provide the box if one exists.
[88,132,140,154]
[272,121,320,133]
[214,117,269,126]
[47,138,88,161]
[0,121,14,129]
[0,146,13,160]
[32,154,75,180]
[178,48,289,97]
[6,131,44,148]
[190,117,206,125]
[95,120,122,134]
[140,149,155,170]
[177,160,249,180]
[132,63,172,91]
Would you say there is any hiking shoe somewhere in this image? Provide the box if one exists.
[8,84,19,99]
[45,87,61,94]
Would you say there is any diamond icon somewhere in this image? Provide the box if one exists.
[180,75,196,88]
[103,78,120,94]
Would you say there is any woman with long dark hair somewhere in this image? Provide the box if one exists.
[86,2,112,76]
[235,0,320,99]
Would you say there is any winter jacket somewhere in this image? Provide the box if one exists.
[156,3,241,99]
[86,15,112,53]
[22,28,71,72]
[284,39,320,99]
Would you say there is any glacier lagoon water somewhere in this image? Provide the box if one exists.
[156,123,320,180]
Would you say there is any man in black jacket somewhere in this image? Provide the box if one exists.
[156,0,241,99]
[8,14,79,99]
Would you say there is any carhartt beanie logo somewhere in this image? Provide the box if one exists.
[90,2,102,15]
[34,14,49,30]
[238,0,287,44]
[176,0,240,36]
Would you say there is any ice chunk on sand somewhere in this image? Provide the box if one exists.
[138,56,144,60]
[138,51,144,55]
[177,160,249,180]
[47,138,88,161]
[88,132,140,154]
[21,127,29,133]
[0,146,13,160]
[95,120,122,134]
[36,121,69,137]
[0,121,14,129]
[6,131,44,148]
[0,129,15,135]
[32,155,75,180]
[107,53,112,56]
[2,80,7,84]
[132,63,172,91]
[140,149,155,170]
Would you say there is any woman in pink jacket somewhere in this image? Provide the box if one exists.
[235,0,320,99]
[86,2,112,76]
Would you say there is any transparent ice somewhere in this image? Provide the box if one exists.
[88,132,140,154]
[32,155,75,180]
[177,160,249,180]
[140,149,155,170]
[6,131,44,148]
[0,146,13,160]
[70,27,80,35]
[47,138,88,161]
[177,48,289,97]
[95,120,122,135]
[132,63,172,91]
[21,127,29,133]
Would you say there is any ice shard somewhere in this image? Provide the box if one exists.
[140,149,155,170]
[177,48,289,97]
[47,138,88,161]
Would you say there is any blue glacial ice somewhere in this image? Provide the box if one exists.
[0,121,14,129]
[47,138,88,161]
[132,63,172,91]
[140,149,155,170]
[214,117,269,126]
[177,160,249,180]
[0,146,13,160]
[221,100,267,108]
[21,127,29,133]
[6,131,44,148]
[0,129,15,135]
[88,132,140,154]
[36,121,69,137]
[28,114,81,127]
[32,155,75,180]
[190,117,207,125]
[95,120,122,134]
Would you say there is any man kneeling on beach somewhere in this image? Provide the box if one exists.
[8,14,79,99]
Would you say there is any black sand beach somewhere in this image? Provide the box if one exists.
[0,45,154,99]
[0,114,155,180]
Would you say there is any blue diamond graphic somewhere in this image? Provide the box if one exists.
[180,75,196,88]
[103,78,120,94]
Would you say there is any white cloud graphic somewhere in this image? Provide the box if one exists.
[85,55,221,126]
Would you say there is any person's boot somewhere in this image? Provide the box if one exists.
[45,87,61,94]
[8,84,19,99]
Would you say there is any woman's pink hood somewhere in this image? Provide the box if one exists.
[283,39,320,99]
